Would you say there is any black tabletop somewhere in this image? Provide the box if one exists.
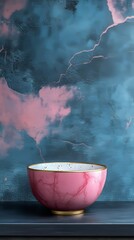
[0,201,134,236]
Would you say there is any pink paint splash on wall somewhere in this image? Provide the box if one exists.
[0,78,74,155]
[107,0,133,24]
[107,0,125,24]
[1,0,27,20]
[132,0,134,9]
[0,0,27,37]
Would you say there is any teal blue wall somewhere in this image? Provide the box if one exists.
[0,0,134,201]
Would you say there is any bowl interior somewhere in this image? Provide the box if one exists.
[28,162,106,172]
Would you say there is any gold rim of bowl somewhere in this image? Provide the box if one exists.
[27,161,107,173]
[51,209,84,216]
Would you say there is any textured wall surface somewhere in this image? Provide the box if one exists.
[0,0,134,201]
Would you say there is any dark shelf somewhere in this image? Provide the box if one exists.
[0,201,134,236]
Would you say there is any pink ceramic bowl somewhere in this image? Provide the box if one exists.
[28,162,107,215]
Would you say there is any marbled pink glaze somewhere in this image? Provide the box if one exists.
[28,168,107,211]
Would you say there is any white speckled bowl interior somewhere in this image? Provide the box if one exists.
[28,162,106,172]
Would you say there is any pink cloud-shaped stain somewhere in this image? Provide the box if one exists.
[2,0,27,20]
[0,0,27,37]
[107,0,125,24]
[132,0,134,9]
[0,78,74,155]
